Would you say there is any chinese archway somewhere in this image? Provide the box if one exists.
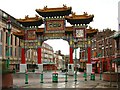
[14,5,97,74]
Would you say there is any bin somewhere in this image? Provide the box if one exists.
[92,72,95,80]
[91,72,95,80]
[52,72,58,83]
[83,71,87,81]
[25,70,28,84]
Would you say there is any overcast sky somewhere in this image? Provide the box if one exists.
[0,0,119,57]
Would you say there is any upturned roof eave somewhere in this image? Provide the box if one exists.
[36,6,72,13]
[36,8,72,17]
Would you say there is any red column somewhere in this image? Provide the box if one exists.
[21,48,25,64]
[70,47,73,64]
[37,47,41,64]
[87,47,91,63]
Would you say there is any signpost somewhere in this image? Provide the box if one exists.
[75,28,86,39]
[46,20,64,31]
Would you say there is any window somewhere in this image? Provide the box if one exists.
[10,47,12,56]
[15,37,17,46]
[5,46,7,56]
[110,47,113,55]
[6,32,7,44]
[0,45,2,56]
[0,30,2,42]
[106,39,108,44]
[15,48,17,56]
[29,51,30,58]
[119,24,120,30]
[2,13,8,18]
[101,48,104,57]
[19,39,20,46]
[11,34,12,45]
[0,10,2,16]
[106,49,108,56]
[18,47,21,57]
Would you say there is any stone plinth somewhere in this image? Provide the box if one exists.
[103,72,120,82]
[2,73,13,89]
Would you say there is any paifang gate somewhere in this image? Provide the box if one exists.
[14,5,97,74]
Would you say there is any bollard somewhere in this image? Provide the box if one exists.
[65,72,68,82]
[90,73,93,80]
[83,70,87,81]
[40,72,43,83]
[92,72,95,81]
[84,73,87,81]
[74,71,77,82]
[25,70,28,84]
[91,72,95,80]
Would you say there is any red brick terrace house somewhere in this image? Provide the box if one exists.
[91,29,116,73]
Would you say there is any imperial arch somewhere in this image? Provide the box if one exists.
[14,5,97,74]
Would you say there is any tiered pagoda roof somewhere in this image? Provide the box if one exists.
[65,12,94,25]
[17,15,43,27]
[14,6,97,39]
[13,31,24,39]
[113,31,120,39]
[36,5,72,17]
[35,26,98,35]
[14,26,98,39]
[35,28,44,34]
[86,27,98,37]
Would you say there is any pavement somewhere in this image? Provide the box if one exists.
[12,71,119,89]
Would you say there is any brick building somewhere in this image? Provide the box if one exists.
[0,9,55,71]
[79,29,116,73]
[42,43,55,71]
[91,29,116,73]
[0,9,22,70]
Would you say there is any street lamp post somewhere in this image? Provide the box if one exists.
[98,53,102,80]
[116,37,120,89]
[109,40,112,87]
[6,16,12,69]
[100,56,102,80]
[74,38,77,82]
[113,32,120,89]
[86,37,92,74]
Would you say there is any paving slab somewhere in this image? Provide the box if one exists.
[13,71,118,89]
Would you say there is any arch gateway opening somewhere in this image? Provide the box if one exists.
[14,5,97,74]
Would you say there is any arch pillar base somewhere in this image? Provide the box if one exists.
[36,64,43,72]
[20,64,27,73]
[86,63,92,75]
[68,64,74,75]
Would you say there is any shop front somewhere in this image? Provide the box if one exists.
[91,58,99,73]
